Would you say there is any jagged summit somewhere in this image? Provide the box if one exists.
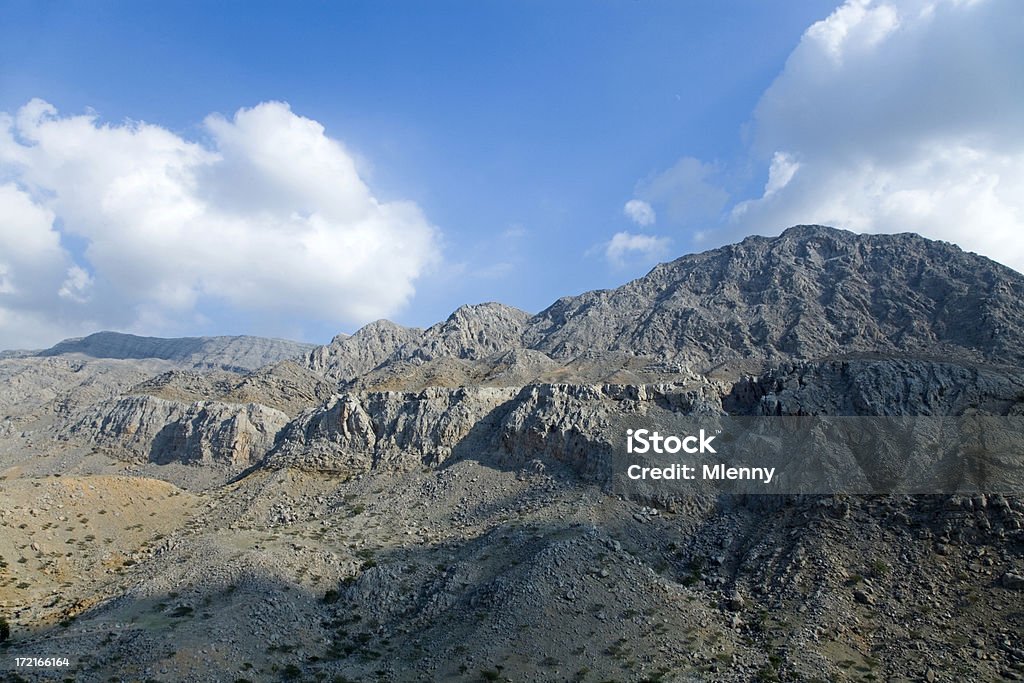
[308,226,1024,384]
[404,302,530,362]
[17,227,1024,387]
[522,225,1024,366]
[305,319,424,382]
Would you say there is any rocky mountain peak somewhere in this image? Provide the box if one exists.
[524,225,1024,368]
[300,226,1024,388]
[400,302,530,362]
[305,319,424,382]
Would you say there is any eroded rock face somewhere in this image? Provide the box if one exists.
[521,225,1024,367]
[494,383,722,479]
[305,320,423,383]
[271,386,522,472]
[727,359,1024,417]
[266,362,1024,493]
[269,382,724,480]
[396,303,531,362]
[63,395,290,467]
[131,361,335,417]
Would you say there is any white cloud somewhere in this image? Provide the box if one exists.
[628,157,729,230]
[0,100,441,348]
[58,266,93,303]
[623,199,656,227]
[762,152,800,198]
[804,0,900,62]
[726,0,1024,271]
[604,231,671,268]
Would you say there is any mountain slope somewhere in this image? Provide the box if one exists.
[310,226,1024,389]
[523,225,1024,367]
[4,226,1024,683]
[39,331,316,372]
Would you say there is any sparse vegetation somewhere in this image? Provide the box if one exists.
[0,227,1019,681]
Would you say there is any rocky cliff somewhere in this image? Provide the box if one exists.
[63,394,290,468]
[727,358,1024,417]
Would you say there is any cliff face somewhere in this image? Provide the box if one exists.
[63,394,290,468]
[726,359,1024,417]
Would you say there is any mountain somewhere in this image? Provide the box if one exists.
[522,225,1024,366]
[3,226,1024,682]
[305,320,424,382]
[39,330,316,372]
[309,225,1024,392]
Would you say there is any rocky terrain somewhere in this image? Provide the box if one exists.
[38,332,316,373]
[1,225,1023,682]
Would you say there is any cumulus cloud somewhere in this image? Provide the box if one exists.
[727,0,1024,271]
[0,100,440,348]
[623,199,656,227]
[0,183,97,347]
[629,157,728,230]
[604,231,671,268]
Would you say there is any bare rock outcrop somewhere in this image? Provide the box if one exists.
[270,386,521,472]
[727,359,1024,417]
[305,320,423,383]
[305,304,531,386]
[395,303,530,362]
[269,381,723,480]
[63,395,289,467]
[522,225,1024,368]
[494,382,723,480]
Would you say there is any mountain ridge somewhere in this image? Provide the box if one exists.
[36,330,316,372]
[306,225,1024,388]
[3,225,1024,682]
[20,226,1024,386]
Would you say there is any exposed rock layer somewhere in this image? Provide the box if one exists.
[64,394,290,468]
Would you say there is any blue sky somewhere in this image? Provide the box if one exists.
[0,0,1021,347]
